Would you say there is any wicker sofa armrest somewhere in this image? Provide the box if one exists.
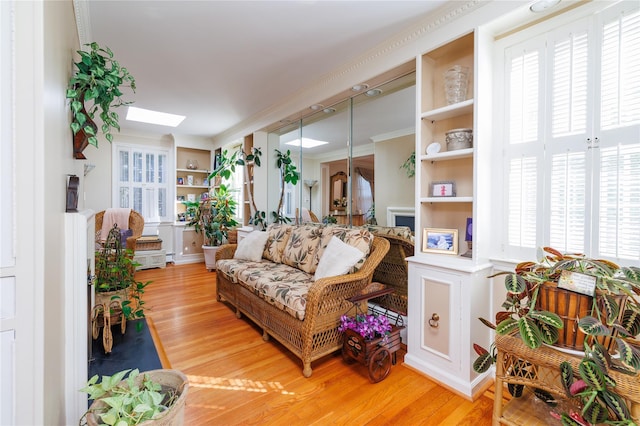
[303,237,390,333]
[215,244,238,262]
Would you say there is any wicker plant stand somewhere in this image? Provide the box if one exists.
[493,334,640,425]
[341,285,404,383]
[91,289,128,354]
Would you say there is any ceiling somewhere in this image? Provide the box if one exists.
[78,0,448,139]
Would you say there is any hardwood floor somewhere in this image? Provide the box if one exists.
[136,263,496,425]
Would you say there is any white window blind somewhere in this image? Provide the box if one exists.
[114,144,170,222]
[551,31,589,136]
[507,157,538,248]
[549,152,586,252]
[600,9,640,129]
[509,50,540,144]
[502,2,640,264]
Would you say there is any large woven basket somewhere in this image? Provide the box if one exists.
[86,369,189,426]
[536,281,626,352]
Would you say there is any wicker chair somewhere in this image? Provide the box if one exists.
[95,209,144,252]
[369,233,414,316]
[295,207,320,224]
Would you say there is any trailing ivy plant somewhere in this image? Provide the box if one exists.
[94,225,150,326]
[81,369,179,426]
[66,42,136,147]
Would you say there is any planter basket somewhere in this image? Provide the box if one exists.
[342,326,402,383]
[536,281,626,352]
[87,369,189,426]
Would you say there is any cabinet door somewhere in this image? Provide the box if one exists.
[419,268,462,370]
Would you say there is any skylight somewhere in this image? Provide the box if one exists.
[284,138,328,149]
[126,106,186,127]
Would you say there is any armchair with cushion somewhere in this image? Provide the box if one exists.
[95,209,144,252]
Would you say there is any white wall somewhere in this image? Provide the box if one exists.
[3,1,81,424]
[374,134,415,226]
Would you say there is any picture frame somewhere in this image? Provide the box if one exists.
[431,181,456,197]
[177,177,184,185]
[422,228,458,254]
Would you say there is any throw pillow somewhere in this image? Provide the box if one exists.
[314,236,365,280]
[234,231,269,262]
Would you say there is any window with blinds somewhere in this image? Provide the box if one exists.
[114,144,171,223]
[502,2,640,263]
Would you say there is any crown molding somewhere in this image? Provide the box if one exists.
[73,0,91,46]
[370,127,415,144]
[214,0,486,145]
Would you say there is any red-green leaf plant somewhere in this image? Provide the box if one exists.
[473,247,640,419]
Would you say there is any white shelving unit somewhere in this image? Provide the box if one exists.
[406,30,493,400]
[174,147,212,264]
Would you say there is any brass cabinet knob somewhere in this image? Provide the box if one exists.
[429,313,440,328]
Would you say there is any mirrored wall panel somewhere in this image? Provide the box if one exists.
[268,72,416,228]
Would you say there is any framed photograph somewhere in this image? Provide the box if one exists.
[431,181,456,197]
[177,177,184,185]
[422,228,458,254]
[176,195,185,202]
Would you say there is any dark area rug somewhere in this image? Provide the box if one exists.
[88,318,162,379]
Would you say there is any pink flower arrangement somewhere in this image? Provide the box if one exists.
[339,314,391,341]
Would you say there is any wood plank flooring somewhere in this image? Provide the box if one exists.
[136,263,496,425]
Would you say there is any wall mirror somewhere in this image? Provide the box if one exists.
[330,171,347,211]
[267,71,416,228]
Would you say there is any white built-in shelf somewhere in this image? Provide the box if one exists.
[176,168,210,174]
[420,148,473,162]
[176,185,209,189]
[408,255,492,273]
[421,99,474,122]
[420,196,474,203]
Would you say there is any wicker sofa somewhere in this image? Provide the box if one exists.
[215,224,389,377]
[362,226,414,316]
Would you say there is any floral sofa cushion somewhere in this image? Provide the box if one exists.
[281,225,324,274]
[237,262,314,320]
[216,258,264,283]
[362,225,414,243]
[262,224,292,263]
[315,226,373,272]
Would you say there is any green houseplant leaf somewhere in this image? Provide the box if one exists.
[67,42,135,152]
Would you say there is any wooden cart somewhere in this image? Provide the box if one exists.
[342,285,404,383]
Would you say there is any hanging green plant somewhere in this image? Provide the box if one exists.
[401,151,415,178]
[66,42,136,159]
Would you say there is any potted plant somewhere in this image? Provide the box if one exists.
[93,225,150,352]
[66,42,136,159]
[339,312,403,383]
[473,247,640,423]
[212,147,266,230]
[81,368,189,426]
[185,184,238,270]
[272,149,300,224]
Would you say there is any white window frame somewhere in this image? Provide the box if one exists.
[494,1,640,266]
[112,142,172,223]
